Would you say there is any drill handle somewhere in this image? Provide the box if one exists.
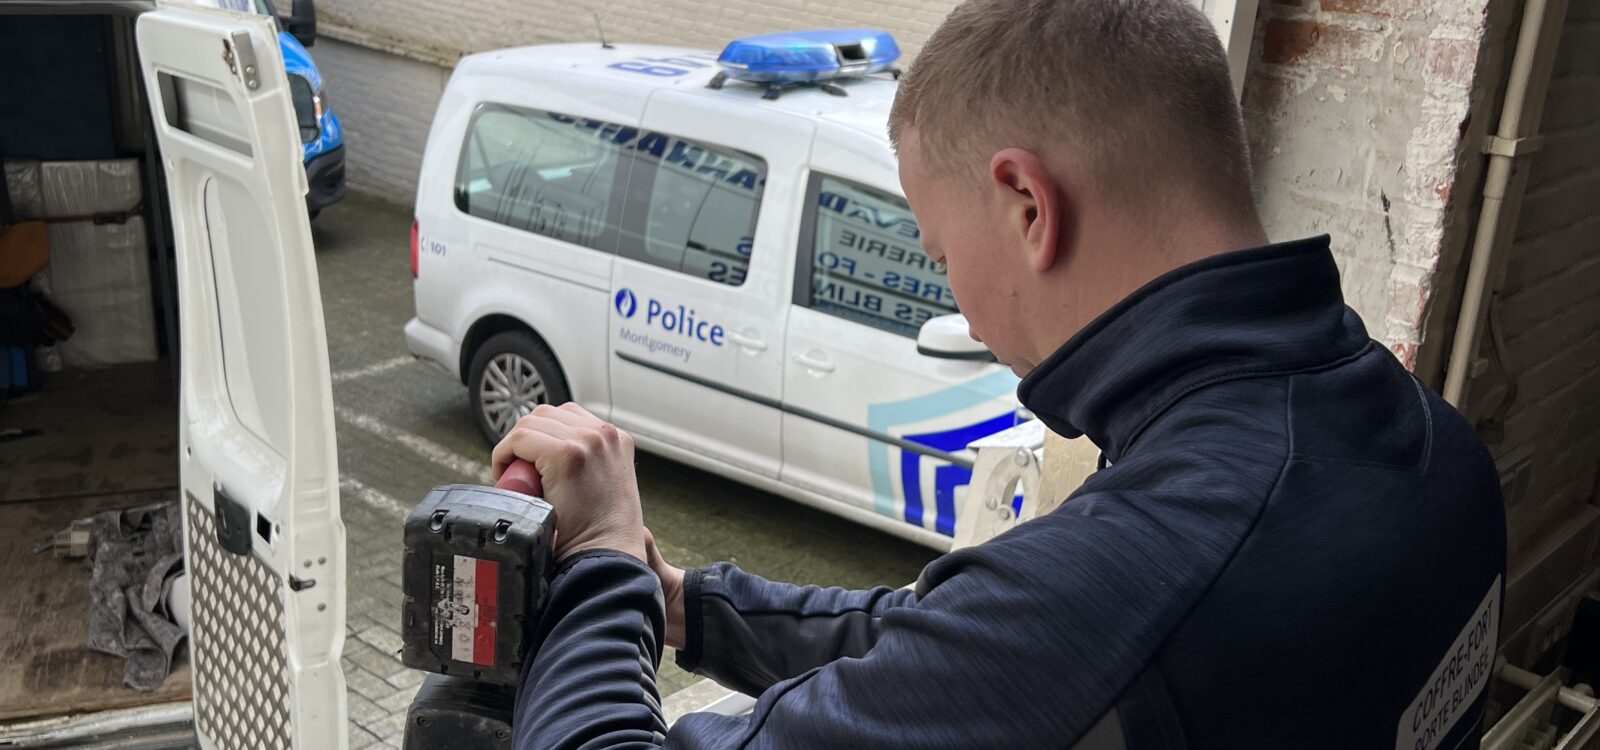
[497,459,544,498]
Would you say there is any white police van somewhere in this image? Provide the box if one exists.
[404,31,1024,549]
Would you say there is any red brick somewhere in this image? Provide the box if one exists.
[1390,342,1420,371]
[1261,18,1320,65]
[1320,0,1420,19]
[1259,19,1382,71]
[1424,37,1480,88]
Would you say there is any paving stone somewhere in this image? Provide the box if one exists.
[346,691,387,727]
[377,684,421,713]
[384,667,426,691]
[368,710,411,741]
[347,641,407,678]
[346,665,401,704]
[348,723,382,750]
[356,624,405,655]
[346,613,381,636]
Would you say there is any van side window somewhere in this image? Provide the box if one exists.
[454,104,628,253]
[801,174,956,337]
[618,135,765,287]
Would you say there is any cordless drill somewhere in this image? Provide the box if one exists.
[399,460,555,748]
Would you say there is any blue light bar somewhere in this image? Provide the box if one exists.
[717,29,901,84]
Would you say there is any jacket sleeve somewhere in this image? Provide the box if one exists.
[673,562,919,696]
[513,550,670,750]
[515,514,1161,750]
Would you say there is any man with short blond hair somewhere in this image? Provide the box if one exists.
[504,0,1505,747]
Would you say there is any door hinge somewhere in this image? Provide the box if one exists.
[222,31,261,91]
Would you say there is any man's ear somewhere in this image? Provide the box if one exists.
[989,148,1065,273]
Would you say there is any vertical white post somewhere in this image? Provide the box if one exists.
[1197,0,1260,99]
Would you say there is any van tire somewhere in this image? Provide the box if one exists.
[467,331,570,446]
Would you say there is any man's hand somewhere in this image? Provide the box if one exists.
[492,403,646,563]
[644,528,687,650]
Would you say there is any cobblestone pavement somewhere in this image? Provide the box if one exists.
[312,195,939,747]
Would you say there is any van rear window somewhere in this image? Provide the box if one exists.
[454,103,767,287]
[455,104,628,254]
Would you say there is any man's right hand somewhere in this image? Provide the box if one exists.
[644,528,686,651]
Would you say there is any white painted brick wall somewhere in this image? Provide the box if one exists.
[1241,0,1490,362]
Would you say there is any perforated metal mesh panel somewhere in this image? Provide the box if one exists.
[187,498,293,750]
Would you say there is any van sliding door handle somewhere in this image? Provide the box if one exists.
[726,331,768,351]
[791,352,835,373]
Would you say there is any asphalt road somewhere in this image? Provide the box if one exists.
[312,193,939,738]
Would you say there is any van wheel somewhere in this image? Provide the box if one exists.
[467,331,570,446]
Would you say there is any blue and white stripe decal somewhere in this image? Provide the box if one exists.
[866,369,1020,536]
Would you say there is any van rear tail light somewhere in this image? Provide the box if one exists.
[410,221,420,278]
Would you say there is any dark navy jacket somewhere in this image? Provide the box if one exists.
[514,237,1507,749]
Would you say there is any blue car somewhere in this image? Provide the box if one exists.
[247,0,347,217]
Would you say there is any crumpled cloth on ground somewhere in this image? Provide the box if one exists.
[77,501,187,691]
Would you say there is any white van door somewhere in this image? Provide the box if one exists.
[782,171,1020,542]
[137,7,346,748]
[607,91,814,478]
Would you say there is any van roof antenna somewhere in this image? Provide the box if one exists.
[594,13,613,49]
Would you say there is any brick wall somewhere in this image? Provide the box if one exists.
[313,38,450,206]
[1241,0,1491,356]
[1463,0,1600,581]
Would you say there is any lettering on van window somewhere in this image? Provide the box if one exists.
[607,54,719,77]
[809,176,958,337]
[812,277,947,329]
[547,113,765,194]
[818,189,922,241]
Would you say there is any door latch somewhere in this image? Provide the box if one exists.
[212,482,253,556]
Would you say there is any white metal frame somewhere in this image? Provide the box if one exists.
[1195,0,1259,99]
[1484,661,1600,750]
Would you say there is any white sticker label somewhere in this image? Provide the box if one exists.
[1395,575,1501,750]
[450,554,477,664]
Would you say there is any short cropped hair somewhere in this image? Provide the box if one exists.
[889,0,1255,216]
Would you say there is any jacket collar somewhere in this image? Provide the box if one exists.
[1016,236,1373,462]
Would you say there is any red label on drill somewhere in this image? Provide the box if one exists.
[449,555,498,667]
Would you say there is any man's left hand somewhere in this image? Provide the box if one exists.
[491,403,646,563]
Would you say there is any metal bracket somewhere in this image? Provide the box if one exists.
[951,420,1046,550]
[228,31,261,91]
[1483,134,1544,158]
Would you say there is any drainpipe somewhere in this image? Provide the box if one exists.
[1441,0,1569,410]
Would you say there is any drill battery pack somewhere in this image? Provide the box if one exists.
[401,483,555,686]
